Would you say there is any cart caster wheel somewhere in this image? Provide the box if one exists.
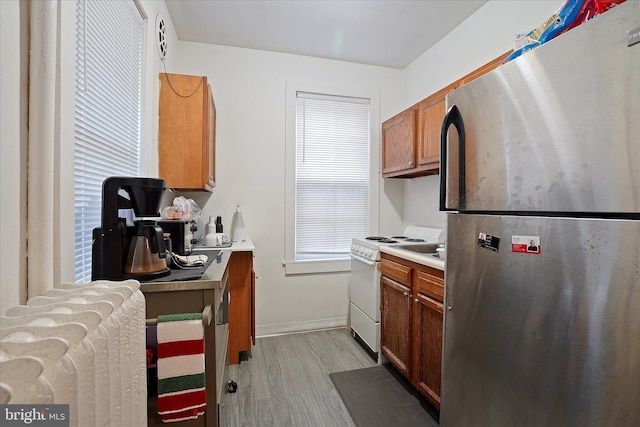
[226,379,238,393]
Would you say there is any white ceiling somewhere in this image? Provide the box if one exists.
[164,0,488,69]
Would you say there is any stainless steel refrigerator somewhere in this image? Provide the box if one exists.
[439,2,639,426]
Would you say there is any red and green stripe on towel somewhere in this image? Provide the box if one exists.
[157,312,206,423]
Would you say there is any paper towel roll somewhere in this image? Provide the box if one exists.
[230,205,246,242]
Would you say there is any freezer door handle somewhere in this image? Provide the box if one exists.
[440,104,466,211]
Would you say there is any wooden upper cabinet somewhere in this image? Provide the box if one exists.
[458,51,511,87]
[417,97,444,170]
[382,51,509,179]
[205,83,216,190]
[415,82,457,175]
[381,106,417,177]
[158,73,216,191]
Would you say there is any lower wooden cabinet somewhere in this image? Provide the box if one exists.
[228,251,255,364]
[413,289,443,406]
[380,253,444,409]
[380,276,412,377]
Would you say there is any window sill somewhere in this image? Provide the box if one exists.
[283,258,351,275]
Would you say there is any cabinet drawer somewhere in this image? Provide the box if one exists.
[381,258,412,285]
[415,270,444,303]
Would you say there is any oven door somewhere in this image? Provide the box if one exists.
[350,255,380,321]
[350,253,382,356]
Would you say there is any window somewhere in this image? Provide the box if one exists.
[285,81,380,274]
[295,92,370,258]
[74,0,145,282]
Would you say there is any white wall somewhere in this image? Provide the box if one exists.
[0,0,28,314]
[401,0,564,232]
[169,42,404,335]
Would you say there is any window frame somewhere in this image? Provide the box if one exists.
[284,80,380,275]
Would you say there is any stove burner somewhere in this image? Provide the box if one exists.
[379,238,398,244]
[365,236,386,241]
[404,238,426,242]
[390,236,407,239]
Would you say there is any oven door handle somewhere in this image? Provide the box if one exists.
[350,254,376,266]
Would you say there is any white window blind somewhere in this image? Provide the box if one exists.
[295,92,370,260]
[74,0,144,283]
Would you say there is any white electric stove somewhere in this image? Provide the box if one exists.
[349,226,444,362]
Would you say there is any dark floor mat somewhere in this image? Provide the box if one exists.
[329,365,439,427]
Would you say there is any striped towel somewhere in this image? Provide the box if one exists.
[156,313,206,423]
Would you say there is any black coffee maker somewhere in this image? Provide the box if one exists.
[92,177,170,281]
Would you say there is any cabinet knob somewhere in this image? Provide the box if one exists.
[403,292,409,298]
[414,298,419,304]
[409,162,414,168]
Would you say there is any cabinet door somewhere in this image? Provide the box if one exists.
[380,276,412,378]
[381,106,417,176]
[228,251,254,365]
[251,268,256,346]
[412,292,443,409]
[417,97,445,171]
[205,85,216,189]
[158,73,215,191]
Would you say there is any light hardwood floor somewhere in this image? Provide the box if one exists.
[220,328,377,427]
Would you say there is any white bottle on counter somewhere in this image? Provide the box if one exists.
[204,216,217,246]
[206,216,216,236]
[230,205,246,242]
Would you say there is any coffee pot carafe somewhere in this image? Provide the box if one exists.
[125,220,169,278]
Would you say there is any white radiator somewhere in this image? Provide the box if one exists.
[0,280,147,427]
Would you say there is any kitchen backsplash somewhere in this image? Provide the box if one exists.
[403,174,446,231]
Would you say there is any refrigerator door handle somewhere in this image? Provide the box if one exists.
[440,104,466,211]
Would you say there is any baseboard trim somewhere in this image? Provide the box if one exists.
[256,317,347,338]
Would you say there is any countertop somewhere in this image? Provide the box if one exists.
[140,249,231,293]
[140,240,255,293]
[379,245,445,271]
